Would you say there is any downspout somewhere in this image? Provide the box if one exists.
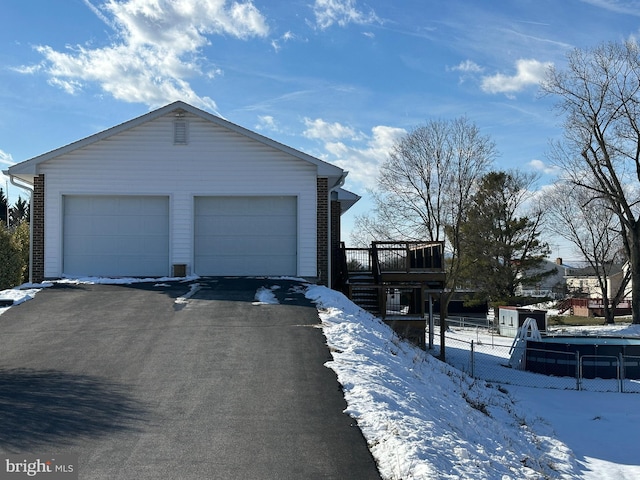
[327,172,348,289]
[4,172,34,284]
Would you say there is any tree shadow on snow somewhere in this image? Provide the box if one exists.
[0,368,149,452]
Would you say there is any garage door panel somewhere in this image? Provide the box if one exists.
[196,254,296,276]
[64,196,169,277]
[195,196,297,276]
[197,235,296,255]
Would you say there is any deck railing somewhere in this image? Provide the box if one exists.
[372,241,444,273]
[338,240,446,289]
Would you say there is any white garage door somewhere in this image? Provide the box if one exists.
[63,195,170,277]
[194,196,297,276]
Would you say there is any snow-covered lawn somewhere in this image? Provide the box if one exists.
[2,279,639,479]
[305,285,640,480]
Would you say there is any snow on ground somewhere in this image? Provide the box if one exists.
[253,285,280,305]
[305,285,640,480]
[2,279,640,479]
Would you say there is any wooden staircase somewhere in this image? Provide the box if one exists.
[348,272,380,315]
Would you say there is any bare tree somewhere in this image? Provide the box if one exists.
[353,117,496,357]
[543,182,630,323]
[542,40,640,323]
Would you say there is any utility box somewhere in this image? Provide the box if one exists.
[497,306,547,337]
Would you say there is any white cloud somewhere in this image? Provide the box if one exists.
[313,124,407,189]
[303,117,360,141]
[271,31,296,52]
[0,150,15,188]
[20,0,270,110]
[255,115,280,132]
[313,0,379,29]
[0,149,14,167]
[450,60,483,73]
[529,159,560,175]
[82,0,117,28]
[579,0,640,16]
[481,59,552,96]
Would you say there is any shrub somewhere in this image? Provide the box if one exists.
[0,223,24,289]
[12,222,30,284]
[0,222,29,288]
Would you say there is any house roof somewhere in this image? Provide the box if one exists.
[565,263,625,278]
[8,101,349,189]
[335,188,361,214]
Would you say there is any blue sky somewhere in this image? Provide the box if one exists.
[1,0,639,260]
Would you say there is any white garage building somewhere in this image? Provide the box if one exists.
[7,101,359,286]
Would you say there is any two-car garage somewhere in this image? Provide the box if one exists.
[62,195,297,278]
[8,101,355,285]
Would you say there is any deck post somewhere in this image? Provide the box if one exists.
[428,293,434,350]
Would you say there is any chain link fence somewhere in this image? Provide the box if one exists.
[427,321,640,393]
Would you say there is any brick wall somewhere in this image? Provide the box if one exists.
[32,175,45,283]
[317,178,328,286]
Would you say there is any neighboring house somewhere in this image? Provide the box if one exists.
[518,257,568,299]
[6,101,359,286]
[565,263,630,299]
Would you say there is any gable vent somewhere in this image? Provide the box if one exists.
[174,119,188,145]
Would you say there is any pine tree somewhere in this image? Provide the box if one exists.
[457,171,551,307]
[0,188,8,225]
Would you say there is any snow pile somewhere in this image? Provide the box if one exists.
[306,285,576,480]
[0,282,53,315]
[253,285,280,305]
[56,275,198,285]
[174,282,201,304]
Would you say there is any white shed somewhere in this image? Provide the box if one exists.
[497,306,547,337]
[7,101,358,285]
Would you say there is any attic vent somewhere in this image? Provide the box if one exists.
[174,119,188,145]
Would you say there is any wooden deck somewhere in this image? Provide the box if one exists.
[336,241,446,347]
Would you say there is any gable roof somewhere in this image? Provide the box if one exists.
[565,263,625,278]
[8,101,348,188]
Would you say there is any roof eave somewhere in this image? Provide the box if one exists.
[336,187,361,214]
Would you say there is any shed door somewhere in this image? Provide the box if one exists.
[194,196,297,276]
[63,195,169,277]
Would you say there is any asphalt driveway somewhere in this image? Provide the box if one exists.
[0,278,381,480]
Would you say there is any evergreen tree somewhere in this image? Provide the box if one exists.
[457,171,551,307]
[9,196,29,227]
[0,222,24,289]
[0,188,7,225]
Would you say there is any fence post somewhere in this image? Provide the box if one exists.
[619,352,625,394]
[470,340,475,378]
[576,351,581,391]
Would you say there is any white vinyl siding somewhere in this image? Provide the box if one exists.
[63,195,169,277]
[40,112,318,278]
[194,196,297,276]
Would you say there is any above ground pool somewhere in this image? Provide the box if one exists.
[524,336,640,379]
